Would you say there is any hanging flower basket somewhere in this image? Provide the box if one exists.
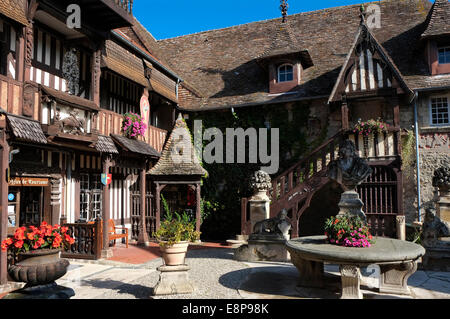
[324,216,375,248]
[353,118,389,137]
[122,113,147,139]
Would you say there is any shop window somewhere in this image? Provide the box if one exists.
[430,97,450,126]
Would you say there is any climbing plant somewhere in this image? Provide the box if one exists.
[186,102,327,240]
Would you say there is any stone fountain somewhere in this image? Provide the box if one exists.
[286,140,425,299]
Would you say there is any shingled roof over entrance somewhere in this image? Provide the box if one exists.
[158,0,446,111]
[149,115,207,177]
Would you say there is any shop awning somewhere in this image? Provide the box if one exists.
[96,135,119,154]
[40,86,100,111]
[111,134,160,158]
[6,114,48,144]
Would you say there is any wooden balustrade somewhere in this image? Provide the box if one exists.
[348,129,400,159]
[114,0,133,14]
[97,109,167,153]
[62,220,102,260]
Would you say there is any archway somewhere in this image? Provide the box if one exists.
[297,181,343,237]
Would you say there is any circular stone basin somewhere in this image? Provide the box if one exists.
[286,236,426,265]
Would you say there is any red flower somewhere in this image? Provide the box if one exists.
[14,240,24,249]
[27,232,36,241]
[61,227,69,234]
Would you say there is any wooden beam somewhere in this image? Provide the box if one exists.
[341,101,349,130]
[137,168,150,246]
[0,132,9,285]
[196,183,201,233]
[101,157,112,257]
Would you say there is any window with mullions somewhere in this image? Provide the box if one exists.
[80,173,102,221]
[277,64,294,83]
[430,97,450,126]
[438,47,450,64]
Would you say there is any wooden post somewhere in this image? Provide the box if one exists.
[341,101,349,131]
[0,132,9,285]
[92,48,102,107]
[137,168,150,246]
[196,183,201,234]
[101,157,112,259]
[155,183,161,231]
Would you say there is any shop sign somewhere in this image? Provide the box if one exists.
[8,177,49,187]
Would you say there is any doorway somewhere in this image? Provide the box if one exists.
[8,186,44,228]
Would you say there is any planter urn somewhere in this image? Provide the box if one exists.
[8,249,70,287]
[159,242,189,266]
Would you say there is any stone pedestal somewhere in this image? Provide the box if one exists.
[337,190,366,222]
[340,265,362,299]
[290,254,324,288]
[249,196,271,232]
[153,265,194,296]
[234,237,290,263]
[437,188,450,223]
[101,249,113,259]
[3,283,75,299]
[379,261,417,295]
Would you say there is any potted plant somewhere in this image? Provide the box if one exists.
[1,222,75,287]
[324,215,375,248]
[153,197,201,266]
[122,112,147,139]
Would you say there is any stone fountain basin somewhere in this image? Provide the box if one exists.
[286,236,426,299]
[286,236,425,265]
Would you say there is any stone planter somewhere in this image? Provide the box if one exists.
[159,242,189,266]
[8,249,70,287]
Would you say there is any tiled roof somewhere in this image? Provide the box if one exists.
[422,0,450,39]
[149,115,207,177]
[0,0,28,25]
[96,135,119,154]
[158,0,440,111]
[111,134,160,158]
[40,86,99,111]
[6,114,47,144]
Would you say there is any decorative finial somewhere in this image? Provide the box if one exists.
[360,4,366,25]
[280,0,289,23]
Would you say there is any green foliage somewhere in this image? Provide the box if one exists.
[186,102,324,239]
[402,129,416,178]
[153,195,201,247]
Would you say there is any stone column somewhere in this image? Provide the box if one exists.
[0,132,9,285]
[396,216,406,241]
[340,265,363,299]
[101,158,112,259]
[138,169,150,246]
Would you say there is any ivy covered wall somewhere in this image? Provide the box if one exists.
[185,101,329,240]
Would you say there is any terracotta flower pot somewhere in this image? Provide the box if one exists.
[159,242,189,266]
[8,249,70,287]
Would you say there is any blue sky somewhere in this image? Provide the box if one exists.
[134,0,374,40]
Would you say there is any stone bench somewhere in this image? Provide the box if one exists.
[286,236,426,299]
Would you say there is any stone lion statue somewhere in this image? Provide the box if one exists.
[252,209,291,240]
[422,207,450,248]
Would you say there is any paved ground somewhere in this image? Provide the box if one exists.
[51,247,450,300]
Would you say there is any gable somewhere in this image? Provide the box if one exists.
[328,24,413,104]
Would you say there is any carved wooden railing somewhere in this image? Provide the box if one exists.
[114,0,133,14]
[97,109,167,153]
[62,220,102,260]
[348,128,400,160]
[131,192,156,240]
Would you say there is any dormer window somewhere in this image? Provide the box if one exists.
[438,46,450,64]
[277,64,294,83]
